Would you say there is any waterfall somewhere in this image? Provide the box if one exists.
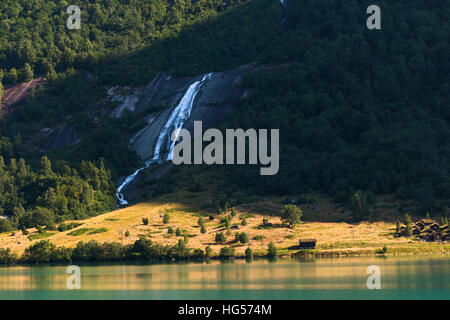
[116,73,213,205]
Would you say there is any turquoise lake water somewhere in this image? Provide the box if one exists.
[0,256,448,299]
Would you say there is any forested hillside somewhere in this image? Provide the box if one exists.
[0,0,449,230]
[223,0,450,217]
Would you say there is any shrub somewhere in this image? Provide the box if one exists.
[219,247,235,259]
[21,228,29,235]
[268,241,277,258]
[245,247,253,260]
[253,235,264,241]
[168,226,174,234]
[142,217,149,225]
[205,246,212,258]
[125,230,130,237]
[198,217,205,227]
[200,225,207,234]
[191,249,204,259]
[241,218,247,226]
[0,248,18,264]
[163,213,170,224]
[239,233,249,244]
[231,208,236,217]
[215,232,226,243]
[175,228,182,236]
[183,235,189,244]
[209,215,214,221]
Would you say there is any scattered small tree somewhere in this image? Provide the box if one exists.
[239,232,249,244]
[349,191,370,221]
[215,232,226,243]
[403,214,413,237]
[183,235,189,244]
[268,241,277,258]
[201,225,207,234]
[205,246,212,258]
[142,217,149,225]
[125,230,130,237]
[245,247,253,260]
[280,204,303,228]
[241,218,247,226]
[198,217,205,227]
[168,226,174,234]
[163,213,170,224]
[231,208,236,217]
[219,246,235,259]
[175,228,182,236]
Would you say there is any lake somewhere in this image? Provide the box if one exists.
[0,256,448,299]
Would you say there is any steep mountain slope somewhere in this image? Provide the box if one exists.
[0,0,449,232]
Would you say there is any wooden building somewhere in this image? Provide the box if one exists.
[298,239,316,249]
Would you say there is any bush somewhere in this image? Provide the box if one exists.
[125,230,130,237]
[191,249,204,259]
[239,233,249,244]
[205,246,212,258]
[198,217,205,227]
[215,232,227,243]
[245,247,253,260]
[268,241,277,258]
[168,226,174,234]
[163,213,170,224]
[200,225,207,234]
[219,247,235,259]
[403,214,413,237]
[0,248,18,264]
[241,218,248,226]
[142,217,149,225]
[175,228,182,236]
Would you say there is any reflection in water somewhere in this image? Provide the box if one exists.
[0,257,448,296]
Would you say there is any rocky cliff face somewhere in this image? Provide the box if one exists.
[116,63,257,203]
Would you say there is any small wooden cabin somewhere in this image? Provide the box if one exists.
[299,239,316,249]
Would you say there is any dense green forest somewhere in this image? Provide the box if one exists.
[0,155,115,232]
[222,0,450,217]
[0,0,449,227]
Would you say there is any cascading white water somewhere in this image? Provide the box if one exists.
[116,73,213,205]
